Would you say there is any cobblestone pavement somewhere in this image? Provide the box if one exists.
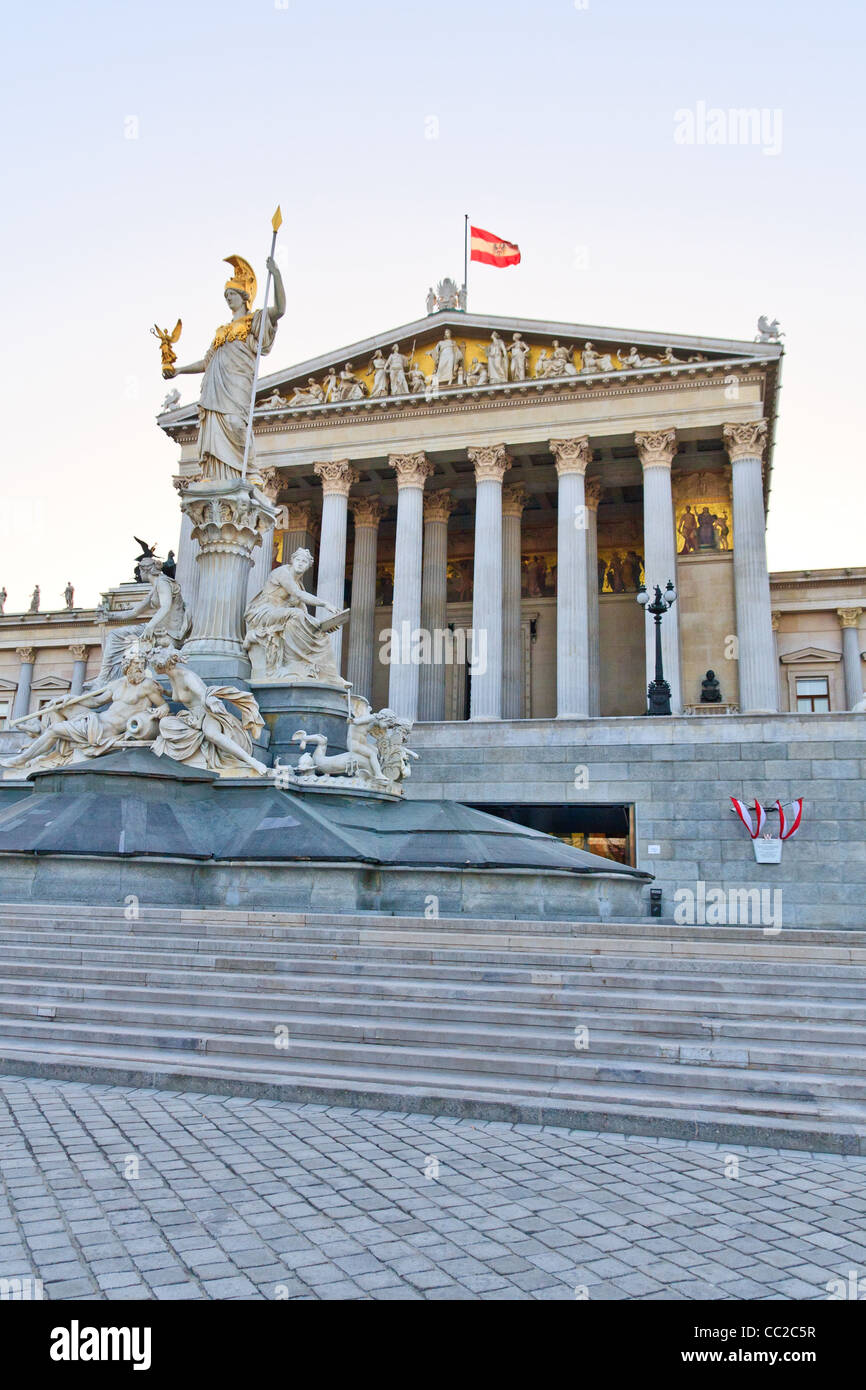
[0,1077,864,1301]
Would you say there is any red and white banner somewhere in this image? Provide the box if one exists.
[776,798,803,841]
[731,797,766,839]
[470,225,521,268]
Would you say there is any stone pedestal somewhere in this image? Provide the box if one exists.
[253,682,351,762]
[180,480,277,682]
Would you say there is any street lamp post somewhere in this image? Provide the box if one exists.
[637,580,677,716]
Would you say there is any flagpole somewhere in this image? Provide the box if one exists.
[462,213,469,310]
[241,205,283,482]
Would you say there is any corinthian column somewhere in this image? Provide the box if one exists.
[347,497,384,702]
[314,460,358,669]
[837,608,864,709]
[585,478,604,717]
[181,484,278,680]
[69,644,88,696]
[388,452,435,718]
[636,429,682,713]
[173,478,201,618]
[419,490,453,722]
[283,501,318,562]
[550,438,592,718]
[723,420,777,713]
[12,648,34,720]
[468,445,511,720]
[501,484,527,720]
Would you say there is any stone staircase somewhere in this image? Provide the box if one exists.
[0,902,864,1154]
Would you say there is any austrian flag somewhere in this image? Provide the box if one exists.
[470,225,521,268]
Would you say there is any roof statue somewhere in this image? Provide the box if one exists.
[755,316,784,343]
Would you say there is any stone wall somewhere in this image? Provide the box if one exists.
[406,713,866,929]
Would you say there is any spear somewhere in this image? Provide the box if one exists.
[241,205,283,482]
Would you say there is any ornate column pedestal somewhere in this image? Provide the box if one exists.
[69,645,88,697]
[11,649,34,720]
[585,478,603,717]
[314,461,357,670]
[838,608,865,708]
[551,438,592,719]
[180,481,277,681]
[388,453,434,719]
[501,485,527,720]
[724,421,778,713]
[469,445,511,721]
[636,429,683,714]
[419,490,453,722]
[347,497,384,702]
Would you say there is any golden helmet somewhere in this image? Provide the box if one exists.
[223,255,257,306]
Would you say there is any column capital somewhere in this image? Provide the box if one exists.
[257,467,282,502]
[351,496,386,529]
[549,437,592,476]
[424,489,454,524]
[502,484,529,518]
[635,428,678,470]
[468,444,511,484]
[281,500,316,532]
[771,610,782,632]
[723,420,768,463]
[389,452,435,489]
[584,478,605,511]
[837,607,863,629]
[15,647,34,664]
[68,644,88,660]
[314,460,358,496]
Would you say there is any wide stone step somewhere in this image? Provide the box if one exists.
[1,991,864,1074]
[2,935,866,990]
[1,1014,866,1105]
[0,1039,863,1155]
[1,976,865,1049]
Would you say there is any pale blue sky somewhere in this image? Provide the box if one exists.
[1,0,863,610]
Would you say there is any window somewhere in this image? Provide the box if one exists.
[0,700,10,729]
[796,676,830,712]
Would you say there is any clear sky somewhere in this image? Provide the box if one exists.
[1,0,863,612]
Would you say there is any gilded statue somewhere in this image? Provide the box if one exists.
[161,254,285,485]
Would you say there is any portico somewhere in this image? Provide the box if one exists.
[161,309,785,722]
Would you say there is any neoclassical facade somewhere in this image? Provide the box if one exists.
[155,308,862,721]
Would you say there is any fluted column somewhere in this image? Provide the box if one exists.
[636,429,682,714]
[247,467,281,601]
[174,479,201,617]
[585,478,604,717]
[469,445,511,720]
[551,438,592,718]
[347,497,384,701]
[388,452,435,718]
[283,501,318,564]
[69,644,88,696]
[181,485,278,679]
[838,608,864,709]
[419,490,453,722]
[501,485,527,719]
[12,648,34,719]
[314,460,358,669]
[723,420,778,713]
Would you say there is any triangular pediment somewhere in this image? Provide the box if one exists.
[780,646,842,664]
[159,309,781,426]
